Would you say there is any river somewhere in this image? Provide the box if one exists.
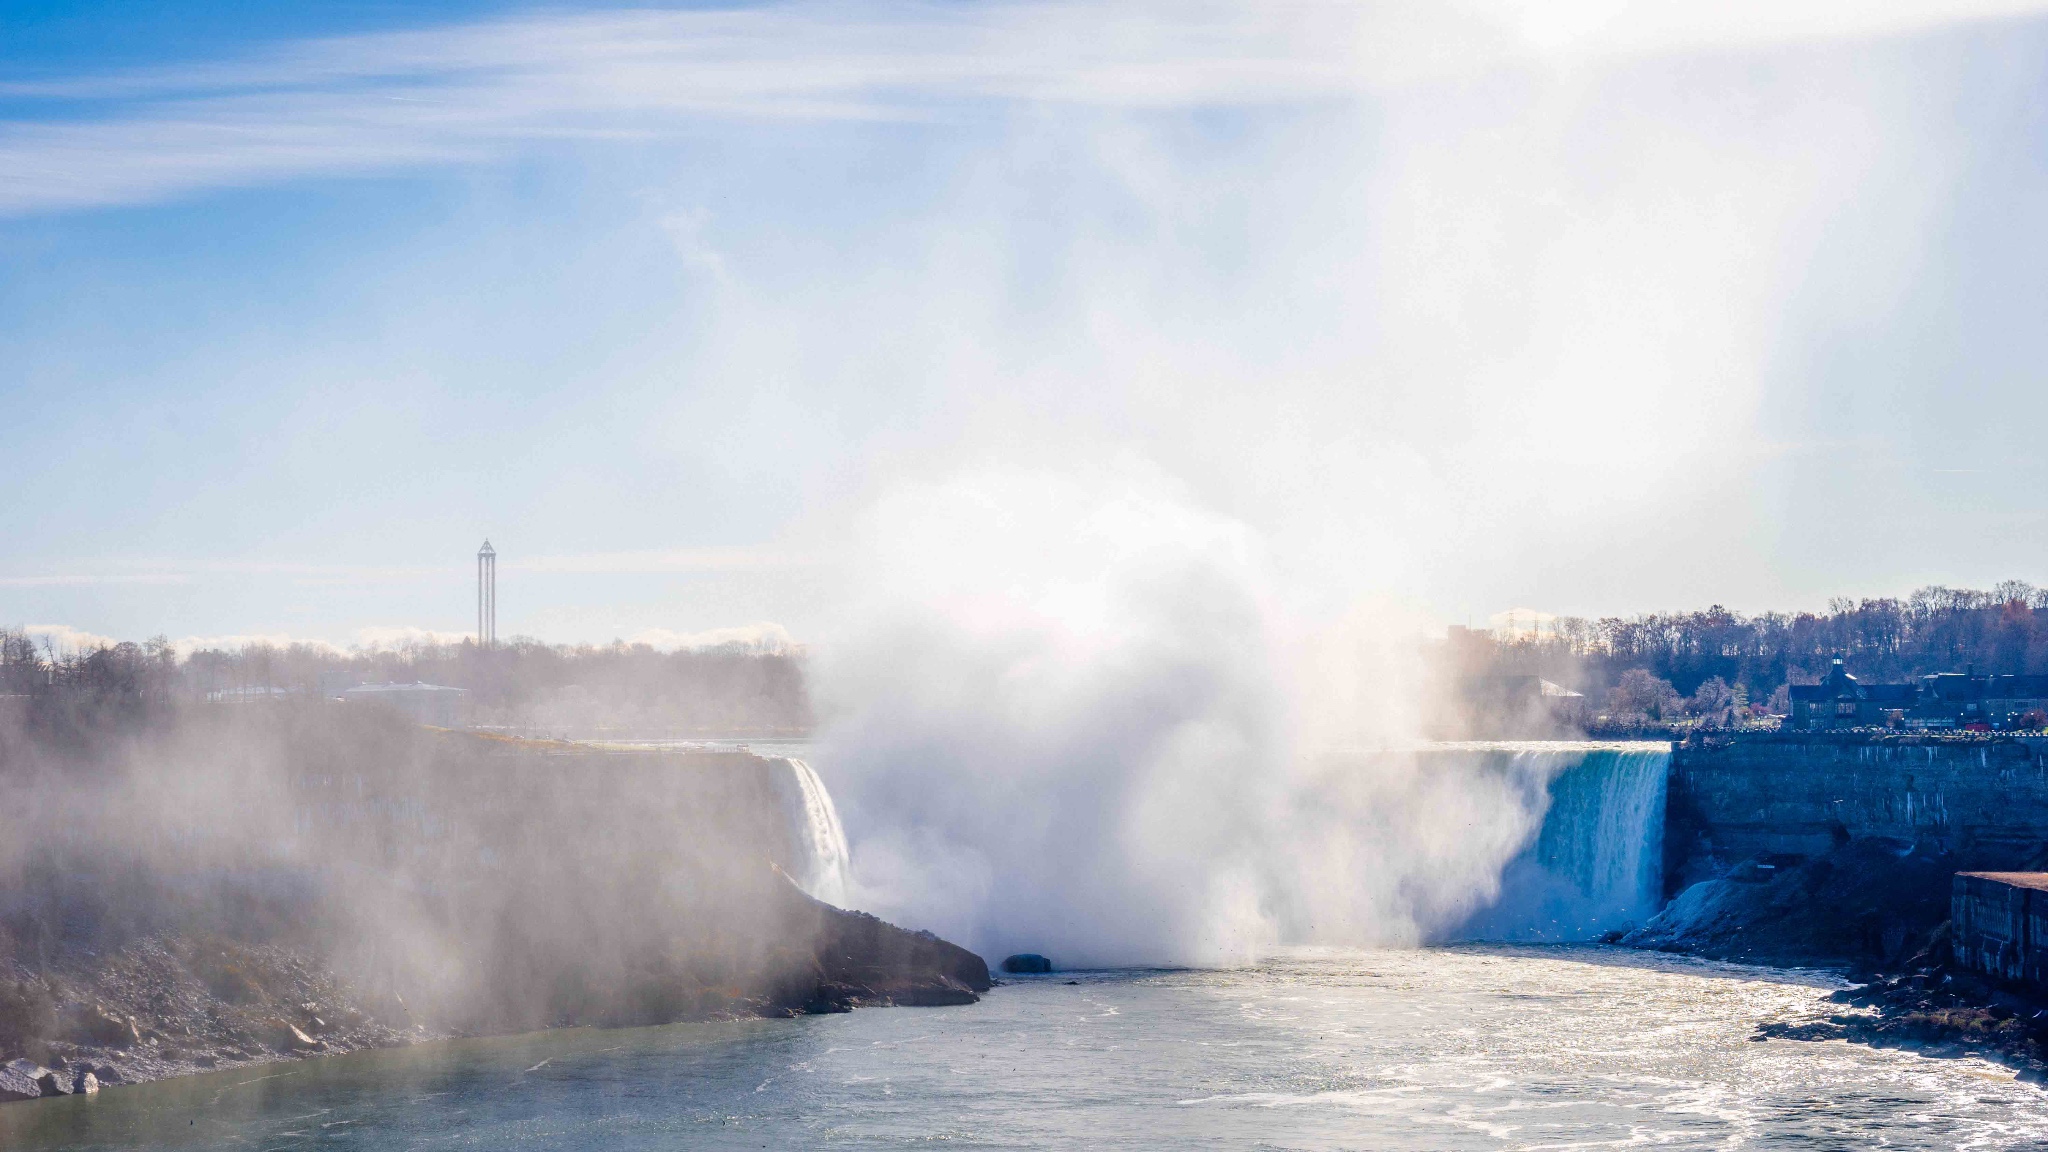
[6,945,2044,1150]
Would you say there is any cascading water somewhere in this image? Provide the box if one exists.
[1453,743,1671,941]
[774,758,853,907]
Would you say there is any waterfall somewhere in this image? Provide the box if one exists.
[1455,743,1670,942]
[774,758,852,907]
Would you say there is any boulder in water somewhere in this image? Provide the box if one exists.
[1001,954,1053,974]
[72,1069,99,1095]
[0,1059,52,1102]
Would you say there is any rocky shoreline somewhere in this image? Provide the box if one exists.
[1617,836,2048,1079]
[0,708,993,1108]
[1,935,424,1103]
[0,882,989,1106]
[1757,963,2048,1080]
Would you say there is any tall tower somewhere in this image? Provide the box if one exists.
[477,540,497,648]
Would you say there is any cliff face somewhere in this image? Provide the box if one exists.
[1631,734,2048,968]
[0,704,985,1096]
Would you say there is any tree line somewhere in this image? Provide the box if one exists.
[0,630,811,736]
[1456,581,2048,721]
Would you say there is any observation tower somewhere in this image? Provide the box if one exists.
[477,540,497,647]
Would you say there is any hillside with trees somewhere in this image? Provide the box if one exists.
[1446,581,2048,725]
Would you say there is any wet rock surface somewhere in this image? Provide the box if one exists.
[1622,835,2048,1075]
[1753,932,2048,1079]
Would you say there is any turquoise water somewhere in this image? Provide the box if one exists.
[6,946,2045,1150]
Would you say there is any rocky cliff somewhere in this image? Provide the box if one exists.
[0,702,987,1100]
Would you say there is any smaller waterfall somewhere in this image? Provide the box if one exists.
[775,758,853,907]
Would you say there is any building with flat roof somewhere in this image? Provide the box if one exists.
[342,681,471,727]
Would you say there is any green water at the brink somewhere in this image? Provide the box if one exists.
[7,946,2046,1150]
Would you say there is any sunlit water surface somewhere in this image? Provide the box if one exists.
[7,947,2045,1150]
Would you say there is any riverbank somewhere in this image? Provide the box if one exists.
[0,703,985,1105]
[1618,835,2048,1076]
[10,946,2037,1150]
[2,880,988,1103]
[1757,953,2048,1080]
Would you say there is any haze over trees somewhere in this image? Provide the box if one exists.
[12,580,2046,736]
[0,631,810,737]
[1453,582,2048,721]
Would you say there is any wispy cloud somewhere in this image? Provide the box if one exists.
[344,625,473,649]
[511,546,812,575]
[5,0,2046,217]
[0,559,445,588]
[0,571,193,588]
[22,623,120,653]
[628,621,798,651]
[0,549,807,608]
[169,630,330,654]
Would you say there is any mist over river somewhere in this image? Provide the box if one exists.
[8,946,2045,1151]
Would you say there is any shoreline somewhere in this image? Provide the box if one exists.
[9,938,2040,1109]
[2,884,990,1107]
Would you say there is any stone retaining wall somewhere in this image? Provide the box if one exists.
[1953,872,2048,985]
[1666,734,2048,892]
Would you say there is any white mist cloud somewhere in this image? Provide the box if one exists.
[816,469,1291,964]
[813,470,1602,962]
[749,3,2028,962]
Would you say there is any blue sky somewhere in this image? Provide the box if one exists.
[5,0,2048,651]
